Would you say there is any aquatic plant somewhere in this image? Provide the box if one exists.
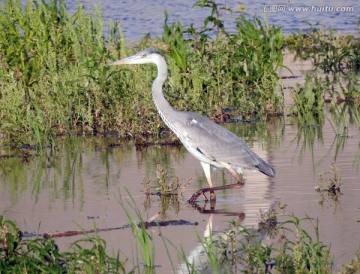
[0,0,126,148]
[316,162,342,193]
[284,21,360,128]
[119,193,156,270]
[340,250,360,274]
[0,0,285,149]
[155,164,180,196]
[179,213,334,273]
[258,201,288,238]
[162,10,188,73]
[0,215,127,273]
[315,162,342,208]
[290,74,325,126]
[181,7,284,117]
[187,0,231,51]
[285,22,360,73]
[143,164,191,219]
[337,73,360,106]
[5,203,360,274]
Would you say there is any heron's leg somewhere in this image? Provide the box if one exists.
[189,162,244,204]
[218,161,245,184]
[189,183,244,203]
[200,162,216,201]
[189,162,245,204]
[189,189,207,203]
[200,162,213,187]
[189,162,214,203]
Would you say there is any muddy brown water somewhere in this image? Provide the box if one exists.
[1,57,360,272]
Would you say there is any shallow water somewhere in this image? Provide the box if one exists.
[1,103,360,271]
[64,0,359,41]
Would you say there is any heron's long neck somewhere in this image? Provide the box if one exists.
[152,58,178,131]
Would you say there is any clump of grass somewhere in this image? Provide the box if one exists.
[180,3,284,118]
[3,207,360,273]
[162,10,188,74]
[0,0,126,148]
[118,193,156,271]
[0,215,126,273]
[340,250,360,274]
[336,73,360,106]
[155,164,180,196]
[290,74,325,126]
[285,22,360,112]
[1,0,285,149]
[258,201,288,237]
[315,162,342,200]
[64,228,126,273]
[143,164,190,198]
[145,165,191,218]
[143,178,152,196]
[182,214,334,273]
[285,22,360,73]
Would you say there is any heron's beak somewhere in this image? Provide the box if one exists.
[110,55,139,66]
[110,59,128,66]
[110,58,127,66]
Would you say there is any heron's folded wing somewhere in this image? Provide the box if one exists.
[181,113,261,168]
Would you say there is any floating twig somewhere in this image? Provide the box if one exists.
[22,219,198,239]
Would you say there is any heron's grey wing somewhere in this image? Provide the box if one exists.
[179,112,275,176]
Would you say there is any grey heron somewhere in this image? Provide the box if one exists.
[111,48,275,203]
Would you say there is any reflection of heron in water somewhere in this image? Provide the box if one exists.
[177,211,269,273]
[111,48,275,202]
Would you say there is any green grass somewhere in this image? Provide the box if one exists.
[284,20,359,134]
[3,207,360,273]
[0,0,285,150]
[178,207,334,273]
[0,0,126,148]
[0,215,127,273]
[284,22,360,73]
[119,192,156,271]
[0,1,358,151]
[290,74,325,126]
[285,21,360,120]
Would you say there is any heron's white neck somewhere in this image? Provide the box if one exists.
[152,57,179,132]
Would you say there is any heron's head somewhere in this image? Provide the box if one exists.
[111,48,164,66]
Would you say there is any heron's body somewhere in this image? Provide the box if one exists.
[111,48,275,202]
